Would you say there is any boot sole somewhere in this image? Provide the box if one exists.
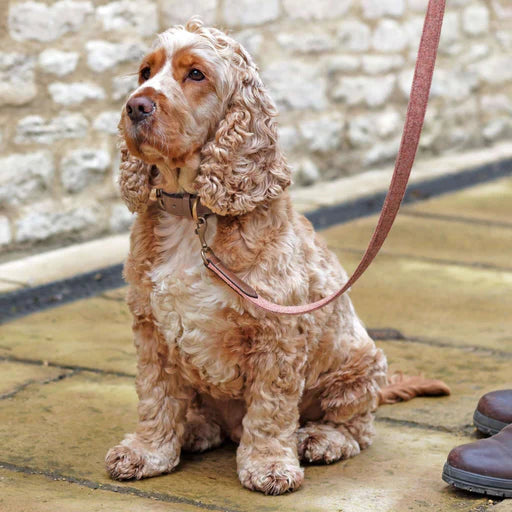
[442,463,512,498]
[473,409,508,436]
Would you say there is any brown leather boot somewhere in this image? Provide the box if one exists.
[473,389,512,436]
[442,424,512,498]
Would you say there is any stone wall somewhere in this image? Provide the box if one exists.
[1,0,511,257]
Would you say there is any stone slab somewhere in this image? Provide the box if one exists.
[0,297,135,375]
[376,340,512,432]
[291,142,512,213]
[493,501,512,511]
[329,249,512,352]
[322,210,512,269]
[0,234,129,293]
[0,468,202,512]
[0,371,487,512]
[406,176,512,225]
[0,360,69,397]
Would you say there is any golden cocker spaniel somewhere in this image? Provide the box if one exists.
[107,18,391,495]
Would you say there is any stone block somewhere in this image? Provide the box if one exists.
[61,149,111,193]
[0,361,70,397]
[48,82,106,106]
[0,468,199,512]
[361,55,404,75]
[162,0,217,25]
[482,118,511,141]
[277,31,334,54]
[278,125,300,154]
[438,12,461,52]
[469,56,512,85]
[15,113,89,144]
[372,19,408,52]
[8,0,93,41]
[222,0,279,27]
[298,115,344,153]
[481,94,512,113]
[348,109,401,148]
[0,152,54,206]
[333,75,395,107]
[0,370,488,512]
[263,61,327,111]
[462,4,490,36]
[0,217,11,246]
[96,1,158,36]
[363,137,401,166]
[0,296,135,374]
[283,0,353,20]
[430,68,478,101]
[291,158,320,186]
[93,111,121,134]
[0,53,36,106]
[231,30,264,58]
[86,40,146,72]
[110,202,134,232]
[112,74,138,101]
[337,20,371,52]
[15,204,98,243]
[38,49,79,76]
[362,0,405,19]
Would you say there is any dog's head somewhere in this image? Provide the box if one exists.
[119,18,290,215]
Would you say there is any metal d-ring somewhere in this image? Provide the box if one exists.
[194,215,210,266]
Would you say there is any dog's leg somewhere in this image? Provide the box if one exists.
[182,404,225,453]
[105,321,192,480]
[297,345,387,464]
[236,351,305,495]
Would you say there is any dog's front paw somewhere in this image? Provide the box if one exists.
[238,458,304,495]
[105,435,179,480]
[297,423,360,464]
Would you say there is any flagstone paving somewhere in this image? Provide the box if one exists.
[1,176,511,511]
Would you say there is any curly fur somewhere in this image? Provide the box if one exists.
[107,19,390,495]
[118,141,153,214]
[195,43,291,216]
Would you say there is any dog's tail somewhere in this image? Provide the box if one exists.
[378,372,450,405]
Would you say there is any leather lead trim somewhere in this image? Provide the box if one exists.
[206,254,259,299]
[200,0,446,315]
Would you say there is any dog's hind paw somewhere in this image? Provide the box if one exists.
[182,416,225,453]
[297,423,360,464]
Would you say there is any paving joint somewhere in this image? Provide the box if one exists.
[400,210,512,229]
[2,328,508,383]
[0,369,80,400]
[332,246,512,274]
[0,460,242,512]
[367,328,406,340]
[377,336,512,359]
[375,416,474,435]
[0,354,135,379]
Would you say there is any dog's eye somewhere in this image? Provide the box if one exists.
[188,69,205,81]
[140,67,151,81]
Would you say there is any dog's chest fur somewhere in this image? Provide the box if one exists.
[149,214,246,397]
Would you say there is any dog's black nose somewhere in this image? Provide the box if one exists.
[126,96,155,123]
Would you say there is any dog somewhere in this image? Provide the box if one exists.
[105,18,445,495]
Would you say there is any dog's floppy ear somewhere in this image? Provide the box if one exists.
[196,44,291,216]
[118,139,153,214]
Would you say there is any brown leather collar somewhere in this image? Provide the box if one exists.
[151,189,213,219]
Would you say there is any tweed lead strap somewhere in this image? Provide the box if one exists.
[191,0,446,315]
